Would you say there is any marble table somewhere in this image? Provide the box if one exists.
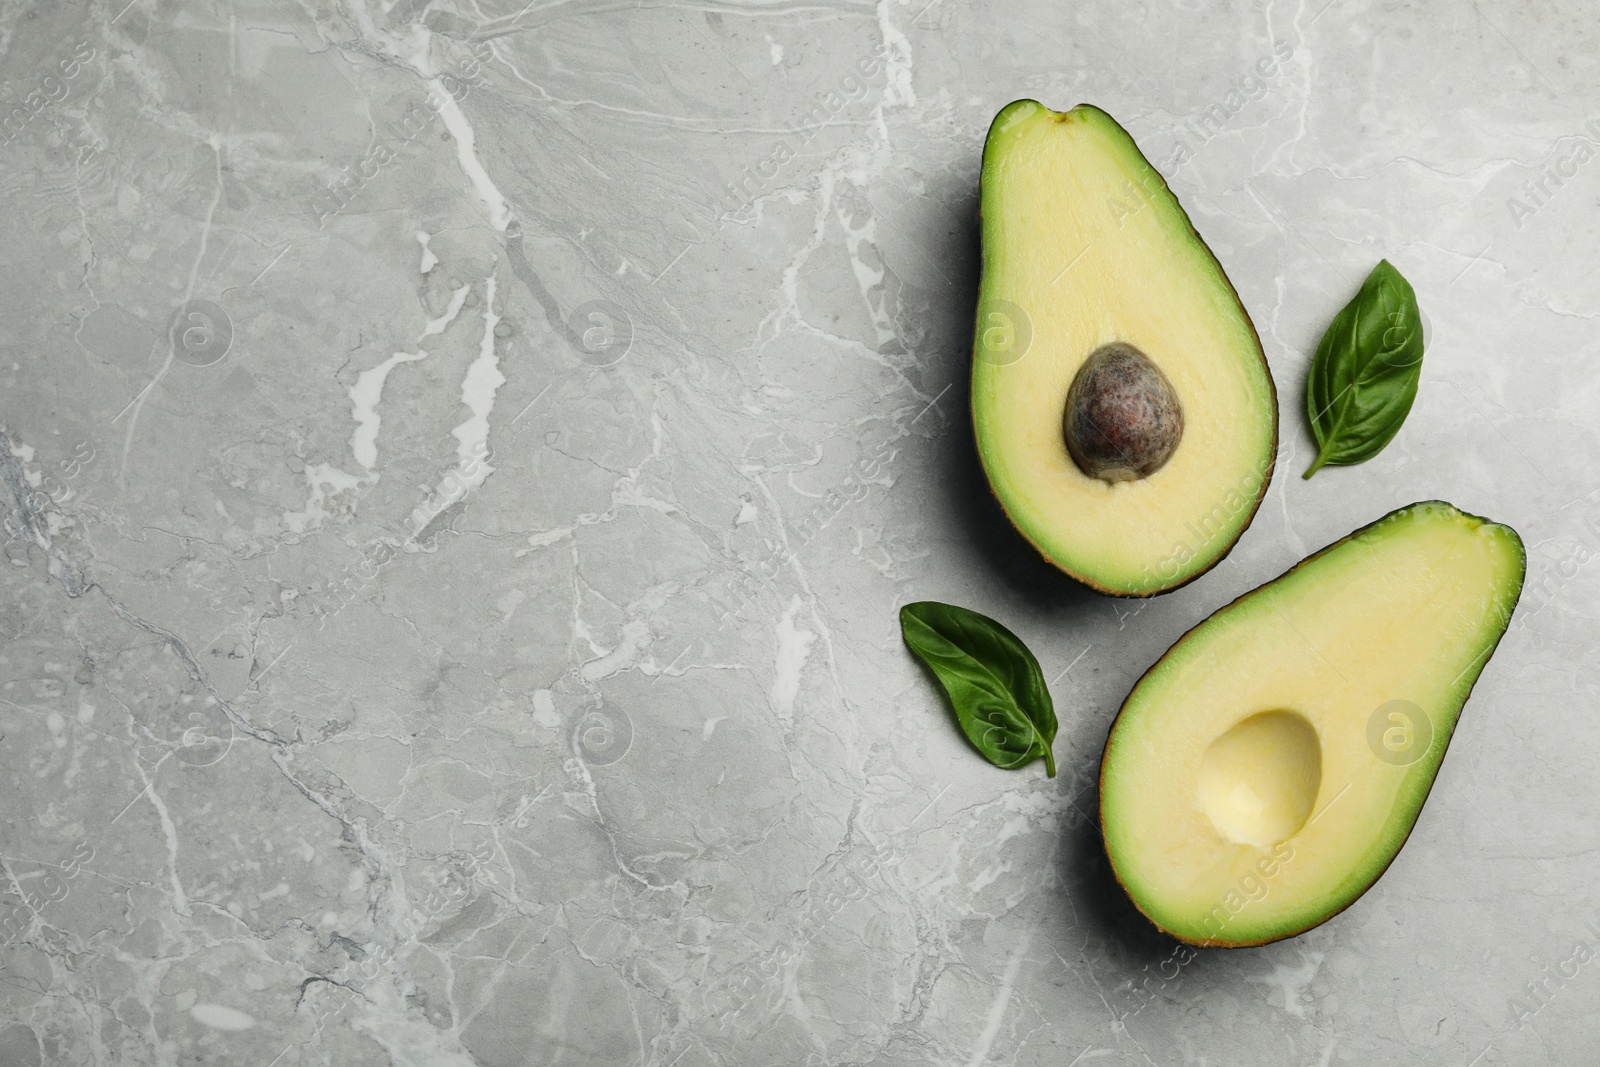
[0,1,1594,1064]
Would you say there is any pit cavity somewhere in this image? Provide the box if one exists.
[1197,710,1322,847]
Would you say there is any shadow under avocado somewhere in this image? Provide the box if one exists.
[1060,781,1177,959]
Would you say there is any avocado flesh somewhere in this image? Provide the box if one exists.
[971,100,1277,596]
[1099,501,1526,947]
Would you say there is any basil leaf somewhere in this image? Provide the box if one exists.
[899,601,1056,776]
[1303,259,1425,478]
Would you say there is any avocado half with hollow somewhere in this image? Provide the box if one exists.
[1100,501,1525,947]
[971,100,1277,596]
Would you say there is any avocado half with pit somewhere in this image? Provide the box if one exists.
[971,100,1277,596]
[1099,501,1525,947]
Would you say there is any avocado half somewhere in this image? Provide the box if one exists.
[971,100,1278,596]
[1099,501,1526,947]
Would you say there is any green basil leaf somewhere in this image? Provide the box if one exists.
[1303,259,1425,478]
[899,601,1056,776]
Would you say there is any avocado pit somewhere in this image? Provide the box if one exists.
[1063,342,1183,481]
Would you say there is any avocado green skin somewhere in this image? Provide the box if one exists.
[1096,501,1528,948]
[970,100,1279,598]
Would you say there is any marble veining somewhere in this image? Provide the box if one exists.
[0,1,1596,1065]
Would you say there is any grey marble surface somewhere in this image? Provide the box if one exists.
[0,0,1595,1064]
